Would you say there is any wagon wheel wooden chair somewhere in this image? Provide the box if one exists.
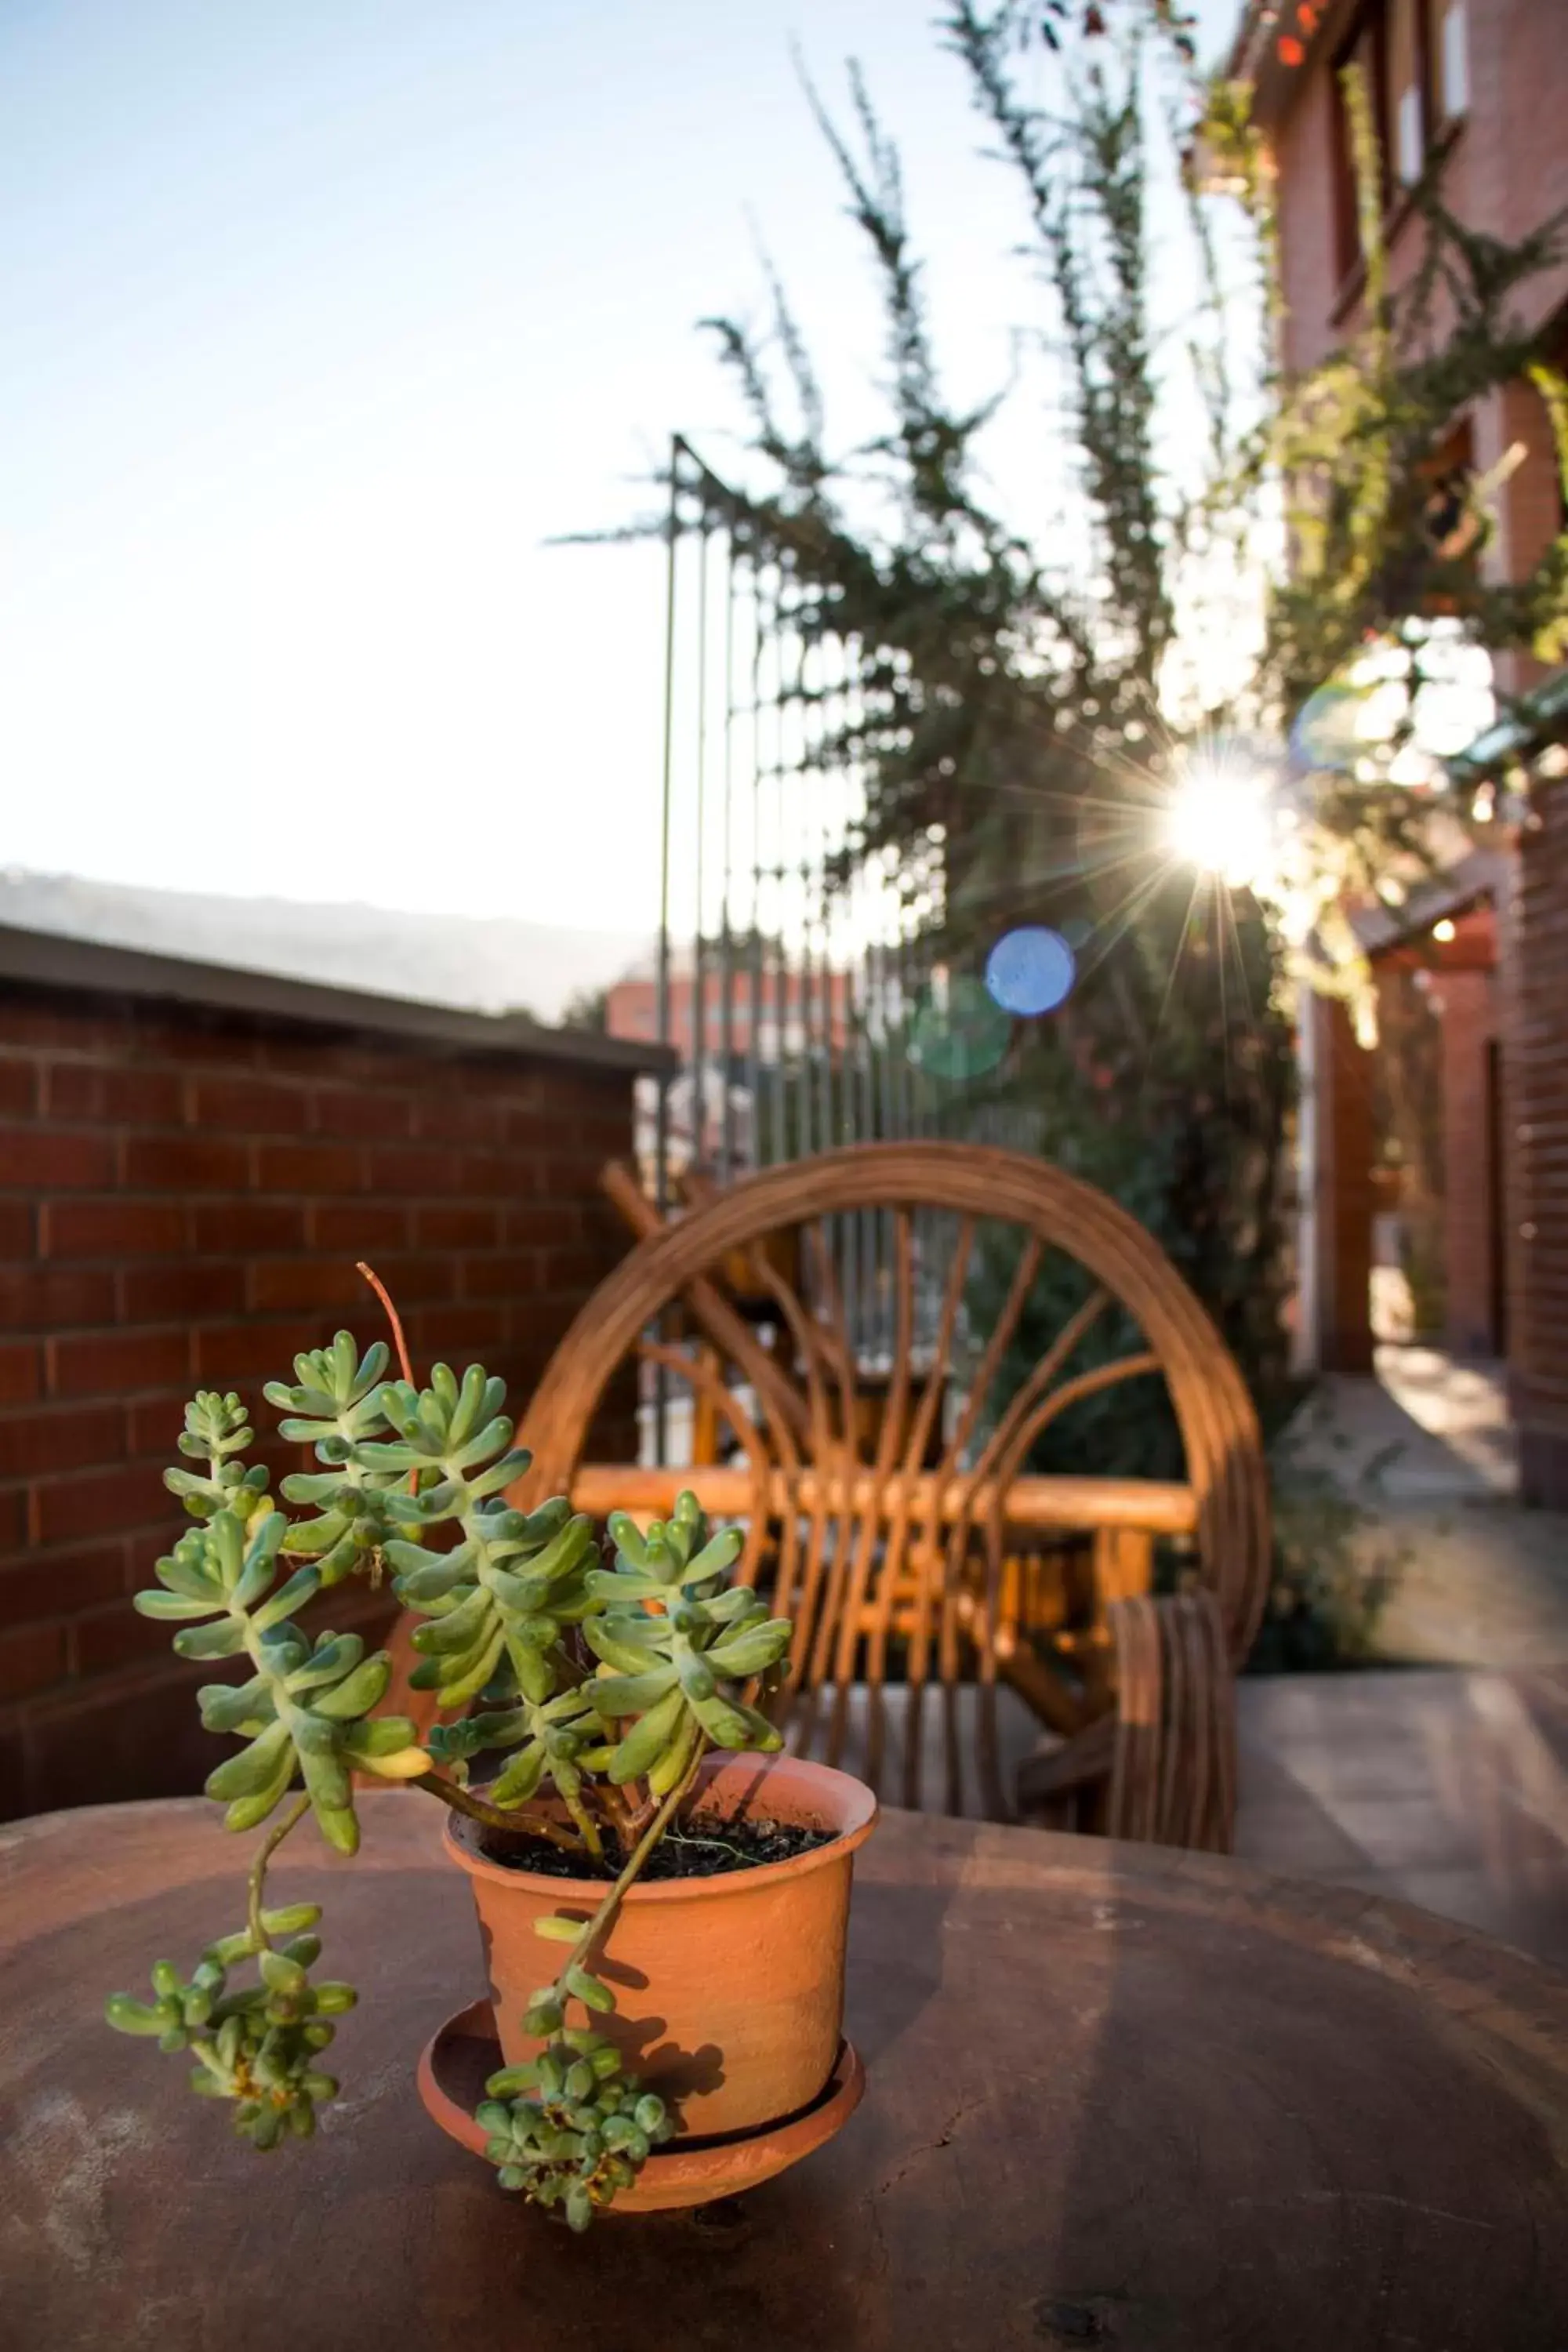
[391,1144,1271,1851]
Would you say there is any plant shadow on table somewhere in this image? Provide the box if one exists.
[841,1876,960,2070]
[586,1965,728,2107]
[470,1920,729,2106]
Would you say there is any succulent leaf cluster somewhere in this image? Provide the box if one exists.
[477,2024,674,2230]
[106,1904,354,2149]
[583,1497,790,1789]
[136,1335,790,1853]
[135,1493,424,1856]
[382,1405,790,1827]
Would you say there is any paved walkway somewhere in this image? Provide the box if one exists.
[1237,1348,1568,1965]
[1272,1345,1568,1667]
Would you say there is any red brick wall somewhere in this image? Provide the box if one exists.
[1269,2,1568,713]
[1306,993,1377,1373]
[1272,0,1568,379]
[1429,964,1500,1354]
[0,978,641,1820]
[1511,782,1568,1502]
[1273,51,1342,376]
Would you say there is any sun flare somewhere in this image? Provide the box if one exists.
[1160,760,1273,891]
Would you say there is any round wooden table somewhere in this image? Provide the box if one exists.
[6,1794,1568,2349]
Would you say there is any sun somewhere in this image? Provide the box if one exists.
[1160,757,1273,891]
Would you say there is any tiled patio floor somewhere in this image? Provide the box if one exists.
[1238,1348,1568,1966]
[1236,1668,1568,1968]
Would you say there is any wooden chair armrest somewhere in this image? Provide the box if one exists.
[1015,1590,1235,1853]
[1105,1588,1236,1853]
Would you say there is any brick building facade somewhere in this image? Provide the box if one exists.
[1241,0,1568,1496]
[607,954,854,1065]
[0,923,659,1820]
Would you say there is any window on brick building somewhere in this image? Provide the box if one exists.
[1388,0,1426,184]
[1330,4,1392,282]
[1429,0,1468,123]
[1332,0,1466,284]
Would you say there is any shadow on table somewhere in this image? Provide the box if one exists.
[1025,1844,1568,2349]
[844,1877,959,2069]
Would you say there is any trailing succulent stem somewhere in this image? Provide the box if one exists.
[476,1748,706,2228]
[105,1887,354,2150]
[105,1315,795,2222]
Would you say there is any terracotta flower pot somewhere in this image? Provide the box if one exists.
[444,1751,877,2140]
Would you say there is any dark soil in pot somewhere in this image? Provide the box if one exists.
[472,1816,838,1882]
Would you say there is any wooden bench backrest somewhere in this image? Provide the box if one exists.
[515,1146,1269,1804]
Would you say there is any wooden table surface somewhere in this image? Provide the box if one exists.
[5,1792,1568,2350]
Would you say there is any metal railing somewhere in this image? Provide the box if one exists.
[647,436,949,1192]
[634,437,977,1457]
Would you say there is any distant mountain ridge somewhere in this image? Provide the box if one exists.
[0,869,650,1025]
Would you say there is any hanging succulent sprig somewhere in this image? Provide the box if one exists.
[471,1755,702,2227]
[106,1886,354,2150]
[105,1294,796,2220]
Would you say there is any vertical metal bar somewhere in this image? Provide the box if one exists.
[719,528,739,1183]
[815,623,837,1167]
[867,936,883,1356]
[836,630,858,1348]
[881,924,903,1361]
[655,443,679,1212]
[691,520,710,1180]
[746,564,767,1169]
[804,613,822,1166]
[819,626,847,1345]
[653,437,681,1465]
[841,941,859,1338]
[911,908,926,1141]
[795,605,810,1167]
[851,641,875,1358]
[893,919,910,1148]
[769,565,789,1168]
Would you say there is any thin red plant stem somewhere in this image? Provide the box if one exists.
[356,1260,416,1385]
[356,1260,420,1497]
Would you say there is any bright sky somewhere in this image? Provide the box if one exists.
[2,0,1241,938]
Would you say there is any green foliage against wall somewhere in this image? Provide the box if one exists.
[960,913,1298,1487]
[681,4,1302,1454]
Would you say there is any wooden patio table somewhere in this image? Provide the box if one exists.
[5,1791,1568,2350]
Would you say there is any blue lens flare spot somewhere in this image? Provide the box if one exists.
[906,975,1012,1082]
[983,927,1076,1018]
[1290,682,1369,775]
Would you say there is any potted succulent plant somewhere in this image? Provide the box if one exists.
[104,1294,877,2229]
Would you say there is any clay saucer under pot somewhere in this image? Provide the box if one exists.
[418,2000,866,2212]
